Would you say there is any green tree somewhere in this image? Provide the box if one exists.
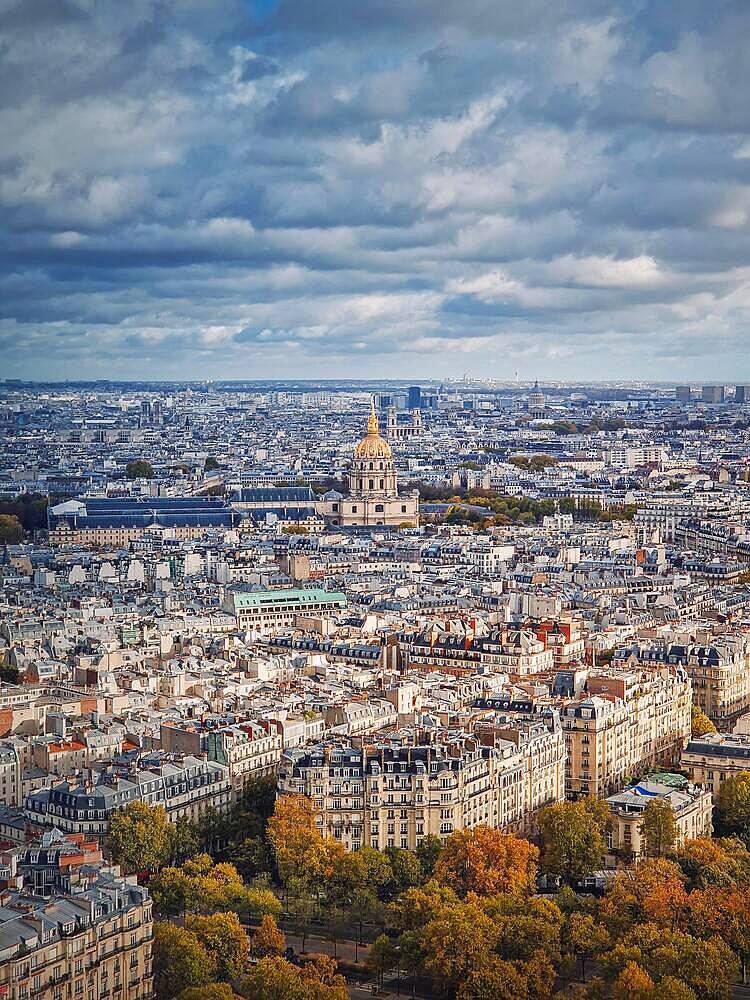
[416,834,443,877]
[639,800,679,858]
[167,816,200,865]
[0,514,23,543]
[715,772,750,843]
[185,911,248,981]
[109,800,171,874]
[153,922,216,1000]
[367,933,397,987]
[539,800,607,882]
[125,459,155,479]
[204,456,221,471]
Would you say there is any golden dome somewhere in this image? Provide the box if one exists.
[353,399,393,460]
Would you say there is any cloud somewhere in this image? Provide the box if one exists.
[2,0,750,380]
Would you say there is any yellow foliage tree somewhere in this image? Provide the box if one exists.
[432,825,538,897]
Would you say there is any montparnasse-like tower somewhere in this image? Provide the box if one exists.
[348,398,397,497]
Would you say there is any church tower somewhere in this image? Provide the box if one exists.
[348,399,397,496]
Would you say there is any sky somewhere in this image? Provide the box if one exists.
[2,0,750,382]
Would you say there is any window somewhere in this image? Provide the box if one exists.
[374,504,384,513]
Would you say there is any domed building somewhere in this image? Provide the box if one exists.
[528,380,546,420]
[319,401,419,528]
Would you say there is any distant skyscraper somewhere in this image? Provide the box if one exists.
[702,385,725,404]
[735,385,750,403]
[408,385,422,410]
[675,385,692,403]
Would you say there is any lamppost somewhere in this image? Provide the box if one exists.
[394,944,401,997]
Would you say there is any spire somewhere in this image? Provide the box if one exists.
[367,397,379,435]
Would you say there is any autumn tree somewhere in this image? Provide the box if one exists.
[639,800,679,858]
[153,922,216,1000]
[715,772,750,843]
[388,880,460,933]
[151,853,280,918]
[185,912,248,981]
[691,705,716,738]
[611,962,655,1000]
[109,800,171,874]
[249,914,286,959]
[177,985,240,1000]
[539,799,607,882]
[482,894,563,964]
[241,955,349,1000]
[267,794,329,888]
[422,900,500,991]
[457,957,529,1000]
[565,913,610,982]
[432,825,538,897]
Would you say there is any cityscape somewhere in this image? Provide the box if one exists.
[2,379,750,1000]
[4,1,750,999]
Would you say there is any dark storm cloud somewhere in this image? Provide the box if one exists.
[1,0,750,379]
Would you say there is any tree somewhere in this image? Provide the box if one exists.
[389,880,459,933]
[691,705,716,738]
[125,459,154,479]
[482,895,563,964]
[416,834,443,876]
[167,816,200,865]
[241,956,349,1000]
[249,914,286,959]
[433,825,538,897]
[350,888,384,959]
[457,957,529,1000]
[385,847,422,894]
[177,986,239,1000]
[539,800,607,882]
[367,934,397,987]
[611,962,655,1000]
[287,887,317,953]
[0,514,23,543]
[267,794,328,888]
[566,913,610,982]
[227,836,272,882]
[639,800,678,858]
[422,901,500,991]
[715,772,750,843]
[153,922,216,1000]
[151,853,280,918]
[327,850,366,910]
[109,800,171,874]
[185,912,248,981]
[204,456,221,471]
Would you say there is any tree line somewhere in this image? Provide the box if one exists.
[106,773,750,1000]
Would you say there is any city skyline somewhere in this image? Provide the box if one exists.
[3,1,750,380]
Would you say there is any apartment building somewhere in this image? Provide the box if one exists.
[477,663,691,798]
[681,731,750,793]
[620,635,750,729]
[606,775,712,861]
[277,723,566,851]
[24,753,231,843]
[400,626,554,677]
[0,871,153,1000]
[160,719,283,802]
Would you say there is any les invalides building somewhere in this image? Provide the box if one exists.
[319,401,420,528]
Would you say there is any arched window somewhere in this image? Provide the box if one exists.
[401,505,407,513]
[369,479,375,489]
[375,504,384,513]
[369,462,374,470]
[379,479,384,489]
